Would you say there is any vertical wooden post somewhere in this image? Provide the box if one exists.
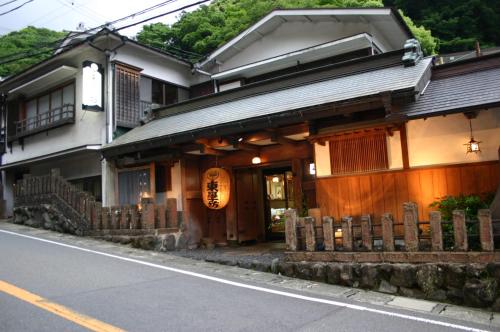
[403,202,419,251]
[130,205,139,229]
[291,158,303,215]
[166,198,178,228]
[92,202,102,230]
[341,216,353,251]
[110,207,119,230]
[304,216,316,252]
[284,209,298,251]
[157,205,167,229]
[452,210,468,251]
[478,209,494,252]
[141,200,155,230]
[381,213,395,251]
[361,214,373,251]
[120,206,129,229]
[101,207,110,230]
[322,216,335,251]
[399,123,410,170]
[429,211,443,251]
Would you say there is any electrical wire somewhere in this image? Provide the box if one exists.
[0,0,179,62]
[0,0,209,66]
[0,0,33,16]
[0,0,20,8]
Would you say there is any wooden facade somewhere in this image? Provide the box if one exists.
[316,161,499,222]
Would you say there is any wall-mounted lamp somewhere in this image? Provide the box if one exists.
[464,118,481,154]
[309,162,316,175]
[252,156,261,164]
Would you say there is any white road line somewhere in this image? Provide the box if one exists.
[0,229,491,332]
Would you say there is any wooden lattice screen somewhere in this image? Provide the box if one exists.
[114,64,140,128]
[329,130,388,174]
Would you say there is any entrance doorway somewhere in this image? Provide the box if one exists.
[263,167,295,241]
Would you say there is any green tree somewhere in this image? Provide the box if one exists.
[384,0,500,53]
[137,0,436,60]
[0,26,66,78]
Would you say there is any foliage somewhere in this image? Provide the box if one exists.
[384,0,500,53]
[429,194,494,250]
[136,0,436,60]
[0,26,66,78]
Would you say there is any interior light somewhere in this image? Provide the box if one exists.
[309,162,316,175]
[272,176,280,183]
[252,156,261,164]
[238,137,244,142]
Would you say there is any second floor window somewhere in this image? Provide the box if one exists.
[21,82,75,132]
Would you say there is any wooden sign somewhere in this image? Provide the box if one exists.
[202,168,231,210]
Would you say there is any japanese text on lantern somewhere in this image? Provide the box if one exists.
[202,168,230,210]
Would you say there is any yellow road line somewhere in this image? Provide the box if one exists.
[0,280,125,332]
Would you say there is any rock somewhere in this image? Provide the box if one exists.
[444,264,466,288]
[378,280,398,294]
[252,260,271,272]
[277,262,296,278]
[339,264,356,287]
[311,263,326,282]
[416,264,444,296]
[162,234,176,251]
[238,260,253,270]
[131,237,141,248]
[399,287,425,299]
[325,264,341,285]
[463,278,497,307]
[140,236,156,250]
[120,236,132,245]
[446,287,464,305]
[176,233,188,250]
[379,264,393,281]
[103,235,112,242]
[360,264,379,289]
[271,258,280,274]
[492,298,500,312]
[486,263,500,283]
[465,264,488,279]
[201,237,215,250]
[296,262,313,280]
[111,236,121,243]
[390,264,416,288]
[426,289,447,302]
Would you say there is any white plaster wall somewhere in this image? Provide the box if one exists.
[407,109,500,167]
[314,143,331,177]
[387,131,403,169]
[167,161,183,211]
[112,45,192,87]
[3,48,106,164]
[219,21,393,72]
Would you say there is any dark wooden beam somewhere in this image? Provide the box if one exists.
[232,142,260,152]
[400,123,410,170]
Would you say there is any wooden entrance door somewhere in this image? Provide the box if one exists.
[235,169,259,242]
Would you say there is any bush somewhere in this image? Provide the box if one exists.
[429,194,494,250]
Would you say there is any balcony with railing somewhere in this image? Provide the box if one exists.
[14,104,75,139]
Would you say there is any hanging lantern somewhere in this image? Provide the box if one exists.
[202,168,231,210]
[252,156,262,164]
[464,119,481,154]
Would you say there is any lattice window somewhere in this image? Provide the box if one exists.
[114,64,140,128]
[329,130,388,174]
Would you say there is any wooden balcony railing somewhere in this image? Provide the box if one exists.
[14,104,75,139]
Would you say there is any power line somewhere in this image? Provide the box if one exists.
[0,0,210,66]
[0,0,179,62]
[0,0,20,8]
[0,0,33,16]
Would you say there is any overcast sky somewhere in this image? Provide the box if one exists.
[0,0,207,37]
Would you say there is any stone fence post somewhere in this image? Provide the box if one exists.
[381,213,395,251]
[304,216,316,252]
[403,202,419,252]
[322,216,334,251]
[341,216,353,251]
[429,211,443,251]
[452,210,468,251]
[478,209,494,252]
[361,214,373,250]
[284,209,298,251]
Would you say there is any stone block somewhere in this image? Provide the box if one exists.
[284,209,298,251]
[322,216,334,251]
[452,210,468,251]
[478,209,494,251]
[360,214,373,250]
[381,213,395,251]
[463,278,497,307]
[304,216,316,252]
[429,211,443,251]
[403,202,419,252]
[390,264,416,288]
[341,216,353,251]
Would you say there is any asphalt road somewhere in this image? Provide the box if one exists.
[0,225,495,332]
